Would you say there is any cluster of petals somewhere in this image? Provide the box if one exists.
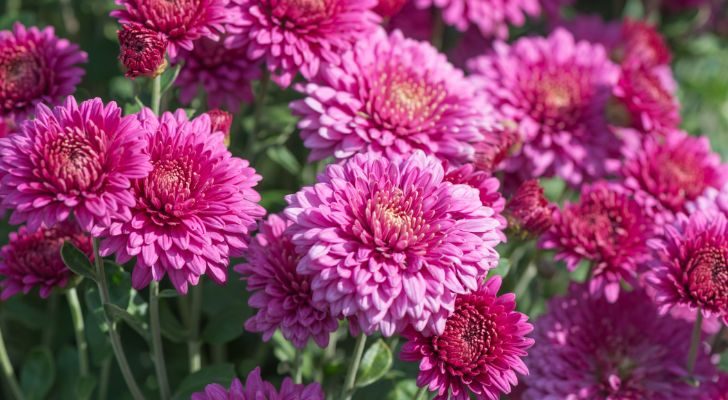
[225,0,380,87]
[235,214,338,349]
[0,23,87,121]
[690,183,728,219]
[400,276,533,400]
[505,179,554,237]
[100,109,265,294]
[444,163,506,241]
[611,63,680,132]
[292,29,495,164]
[284,151,502,337]
[117,23,168,79]
[191,367,324,400]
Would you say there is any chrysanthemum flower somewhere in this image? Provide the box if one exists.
[0,223,92,300]
[387,3,433,42]
[468,28,621,185]
[400,276,534,400]
[118,23,168,79]
[541,182,652,302]
[444,163,506,241]
[235,214,338,349]
[0,97,151,235]
[505,179,554,237]
[100,109,265,294]
[374,0,406,17]
[111,0,229,58]
[205,109,233,145]
[226,0,380,87]
[611,64,680,132]
[291,29,495,164]
[524,284,717,399]
[473,123,521,173]
[175,37,260,111]
[191,367,324,400]
[0,23,87,121]
[285,151,502,336]
[648,212,728,323]
[413,0,541,38]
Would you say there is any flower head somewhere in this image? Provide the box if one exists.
[505,180,554,237]
[444,163,506,241]
[292,29,495,164]
[100,109,265,294]
[226,0,380,87]
[118,23,168,79]
[468,28,621,185]
[400,276,534,400]
[0,23,87,121]
[473,122,521,173]
[284,151,502,336]
[111,0,230,58]
[413,0,541,38]
[235,214,338,348]
[689,183,728,220]
[611,64,680,132]
[0,97,152,235]
[620,19,671,68]
[374,0,406,17]
[524,284,717,399]
[0,223,92,300]
[205,109,233,145]
[191,367,324,400]
[541,182,652,302]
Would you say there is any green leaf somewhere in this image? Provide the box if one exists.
[20,347,55,400]
[266,146,301,176]
[104,303,150,341]
[159,289,180,298]
[202,308,246,344]
[271,330,296,363]
[386,379,419,400]
[259,189,290,212]
[356,339,393,388]
[75,376,97,400]
[160,63,182,94]
[159,300,189,343]
[172,364,236,400]
[104,261,132,309]
[61,242,96,282]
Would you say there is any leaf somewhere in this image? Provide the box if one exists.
[266,146,301,176]
[386,379,420,400]
[202,308,246,344]
[104,303,150,341]
[55,346,96,400]
[103,261,132,309]
[61,242,96,282]
[159,289,180,298]
[356,339,393,388]
[159,300,189,343]
[271,330,296,363]
[160,63,182,94]
[75,376,97,400]
[259,190,290,212]
[172,364,236,400]
[20,347,55,400]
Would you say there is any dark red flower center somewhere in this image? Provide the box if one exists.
[46,130,103,191]
[686,244,728,310]
[525,68,589,131]
[137,156,200,225]
[363,188,432,253]
[0,46,46,110]
[266,0,336,27]
[653,151,708,211]
[139,0,202,37]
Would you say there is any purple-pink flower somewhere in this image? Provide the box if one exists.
[505,179,554,237]
[117,23,168,79]
[291,29,495,163]
[191,367,324,400]
[235,214,338,349]
[226,0,380,87]
[0,97,152,235]
[0,23,87,121]
[284,151,502,337]
[100,109,265,294]
[444,163,506,241]
[611,64,680,132]
[413,0,541,38]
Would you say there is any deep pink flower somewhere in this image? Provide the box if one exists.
[524,284,718,399]
[0,118,14,138]
[541,182,653,302]
[505,179,554,237]
[0,223,92,300]
[648,212,728,323]
[175,37,260,111]
[284,151,502,336]
[374,0,406,17]
[205,109,233,145]
[118,23,168,79]
[413,0,541,38]
[291,29,495,164]
[703,373,728,400]
[0,23,87,121]
[100,109,265,294]
[226,0,380,87]
[468,28,621,185]
[235,214,338,348]
[111,0,230,58]
[0,97,151,235]
[387,3,433,42]
[473,123,521,173]
[689,183,728,220]
[400,276,534,400]
[191,367,324,400]
[611,64,680,132]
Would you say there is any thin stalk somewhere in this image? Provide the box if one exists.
[687,311,703,376]
[514,261,538,299]
[42,294,59,346]
[187,285,203,373]
[250,69,271,154]
[151,75,162,116]
[92,239,145,400]
[292,349,303,384]
[431,8,444,50]
[414,386,428,400]
[0,325,24,400]
[710,325,724,354]
[66,288,89,376]
[341,334,367,400]
[5,0,20,18]
[150,282,171,400]
[98,359,111,400]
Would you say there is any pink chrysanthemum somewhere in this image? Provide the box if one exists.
[413,0,541,38]
[175,37,260,111]
[0,23,87,121]
[505,179,554,237]
[611,64,680,132]
[118,23,168,79]
[524,284,717,399]
[387,3,433,42]
[400,276,534,400]
[541,182,652,302]
[648,212,728,322]
[0,97,151,235]
[191,367,324,400]
[111,0,230,58]
[0,223,92,300]
[100,109,265,294]
[284,151,502,336]
[374,0,406,17]
[689,183,728,219]
[235,214,338,349]
[468,28,621,185]
[226,0,380,87]
[444,163,506,241]
[473,123,521,173]
[291,29,495,163]
[205,109,233,146]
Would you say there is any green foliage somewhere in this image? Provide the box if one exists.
[356,340,393,388]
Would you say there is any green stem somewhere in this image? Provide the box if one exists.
[151,75,162,116]
[5,0,20,18]
[341,334,367,400]
[251,69,271,152]
[92,239,145,400]
[66,288,89,376]
[414,386,428,400]
[42,294,59,347]
[0,325,24,400]
[187,285,202,373]
[687,311,703,376]
[292,349,303,384]
[150,282,171,400]
[514,261,538,299]
[98,359,111,400]
[710,325,724,354]
[431,8,444,50]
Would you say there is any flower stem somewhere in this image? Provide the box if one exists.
[250,69,271,154]
[92,239,145,400]
[431,8,444,50]
[292,349,303,384]
[187,285,202,373]
[341,334,367,400]
[414,386,428,400]
[0,324,24,400]
[151,75,162,116]
[687,311,703,376]
[98,359,111,400]
[514,259,538,299]
[66,287,89,376]
[150,281,171,400]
